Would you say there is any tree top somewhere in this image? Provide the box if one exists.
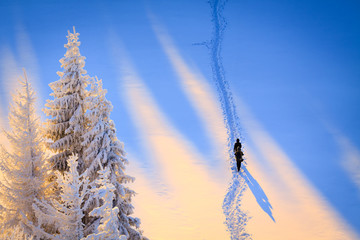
[66,26,79,44]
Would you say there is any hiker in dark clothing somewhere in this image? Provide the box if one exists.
[233,138,244,171]
[233,138,242,153]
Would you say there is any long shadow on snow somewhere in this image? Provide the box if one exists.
[241,165,275,222]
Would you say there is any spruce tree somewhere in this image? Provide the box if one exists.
[31,155,92,240]
[0,70,48,235]
[44,27,90,171]
[43,27,145,239]
[83,166,127,240]
[82,78,145,239]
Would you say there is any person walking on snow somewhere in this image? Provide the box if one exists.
[233,138,243,171]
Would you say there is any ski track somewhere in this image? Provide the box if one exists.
[208,0,251,239]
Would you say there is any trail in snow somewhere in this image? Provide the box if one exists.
[205,0,250,238]
[205,0,273,238]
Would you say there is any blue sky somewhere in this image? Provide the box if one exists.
[0,0,359,239]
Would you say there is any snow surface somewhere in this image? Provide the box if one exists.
[0,0,360,239]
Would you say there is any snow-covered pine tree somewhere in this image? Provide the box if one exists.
[0,69,48,235]
[43,27,144,239]
[83,166,127,240]
[44,27,91,171]
[82,78,145,239]
[31,155,92,240]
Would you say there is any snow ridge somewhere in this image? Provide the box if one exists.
[207,0,251,239]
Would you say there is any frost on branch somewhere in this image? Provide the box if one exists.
[0,225,34,240]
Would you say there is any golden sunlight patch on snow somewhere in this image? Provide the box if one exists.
[126,156,205,239]
[117,55,229,239]
[151,19,229,181]
[236,97,359,240]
